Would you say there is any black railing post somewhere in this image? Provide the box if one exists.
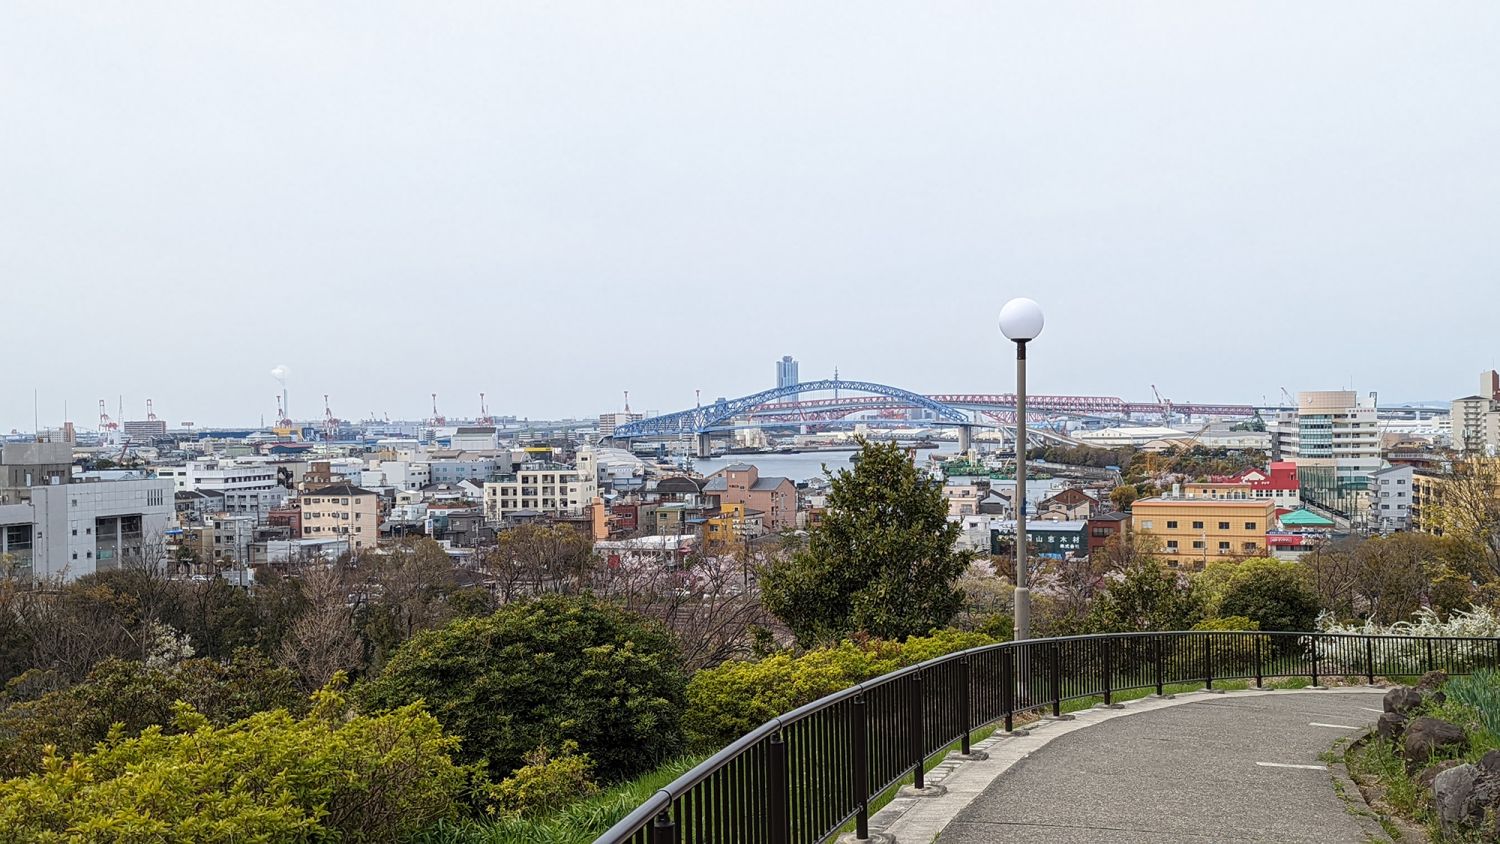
[1254,635,1263,688]
[652,810,678,844]
[1049,642,1062,718]
[1002,647,1015,733]
[1154,635,1165,696]
[1102,637,1114,706]
[1310,634,1320,688]
[768,731,789,844]
[1365,637,1375,685]
[908,673,925,789]
[1493,638,1500,672]
[1204,634,1214,691]
[851,696,869,840]
[1425,637,1435,673]
[959,659,973,755]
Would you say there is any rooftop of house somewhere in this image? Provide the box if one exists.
[302,484,376,498]
[1132,496,1275,508]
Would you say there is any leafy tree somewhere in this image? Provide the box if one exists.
[1108,485,1138,510]
[760,439,972,643]
[359,594,686,781]
[1428,455,1500,580]
[1084,560,1204,633]
[0,684,473,842]
[1217,557,1320,632]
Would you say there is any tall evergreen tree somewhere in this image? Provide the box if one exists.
[761,439,971,643]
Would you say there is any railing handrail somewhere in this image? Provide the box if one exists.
[597,629,1500,844]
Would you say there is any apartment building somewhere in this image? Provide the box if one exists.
[1451,372,1500,454]
[483,449,599,522]
[300,484,380,550]
[1409,470,1445,534]
[1270,391,1381,517]
[702,463,797,531]
[1370,464,1415,533]
[598,412,643,438]
[1131,497,1276,568]
[168,458,289,520]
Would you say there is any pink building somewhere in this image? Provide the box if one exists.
[703,464,798,530]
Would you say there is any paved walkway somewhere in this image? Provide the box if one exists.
[935,690,1386,843]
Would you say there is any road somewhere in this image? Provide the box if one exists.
[937,691,1386,843]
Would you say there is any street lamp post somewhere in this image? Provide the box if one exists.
[999,298,1044,641]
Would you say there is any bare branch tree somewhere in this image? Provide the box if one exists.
[280,564,362,691]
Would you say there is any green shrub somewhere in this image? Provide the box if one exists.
[359,594,686,782]
[0,683,473,842]
[0,649,305,777]
[684,630,997,748]
[493,743,599,819]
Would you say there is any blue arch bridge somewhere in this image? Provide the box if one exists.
[610,379,1088,456]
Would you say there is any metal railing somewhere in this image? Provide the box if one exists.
[597,630,1500,844]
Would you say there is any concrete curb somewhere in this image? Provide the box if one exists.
[1326,728,1399,843]
[865,686,1387,844]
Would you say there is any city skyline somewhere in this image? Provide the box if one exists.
[4,3,1499,428]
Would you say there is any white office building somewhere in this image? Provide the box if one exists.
[178,458,289,520]
[1270,391,1382,517]
[0,477,174,581]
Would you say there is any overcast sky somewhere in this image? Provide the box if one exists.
[3,3,1498,429]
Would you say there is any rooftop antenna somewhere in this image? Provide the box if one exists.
[146,398,157,421]
[624,390,631,413]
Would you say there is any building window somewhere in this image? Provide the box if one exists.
[1243,542,1258,551]
[1245,522,1257,530]
[1166,520,1178,529]
[1192,521,1204,530]
[1218,522,1230,530]
[1166,540,1178,549]
[1218,541,1230,551]
[1141,520,1153,530]
[1192,540,1205,549]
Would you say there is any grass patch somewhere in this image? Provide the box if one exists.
[1341,670,1500,842]
[415,756,706,844]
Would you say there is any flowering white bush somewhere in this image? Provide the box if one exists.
[1313,605,1500,677]
[1316,605,1500,638]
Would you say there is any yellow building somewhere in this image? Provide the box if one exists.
[300,483,380,551]
[1131,497,1275,568]
[703,502,766,549]
[1409,471,1445,534]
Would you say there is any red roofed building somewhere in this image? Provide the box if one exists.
[1183,462,1301,509]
